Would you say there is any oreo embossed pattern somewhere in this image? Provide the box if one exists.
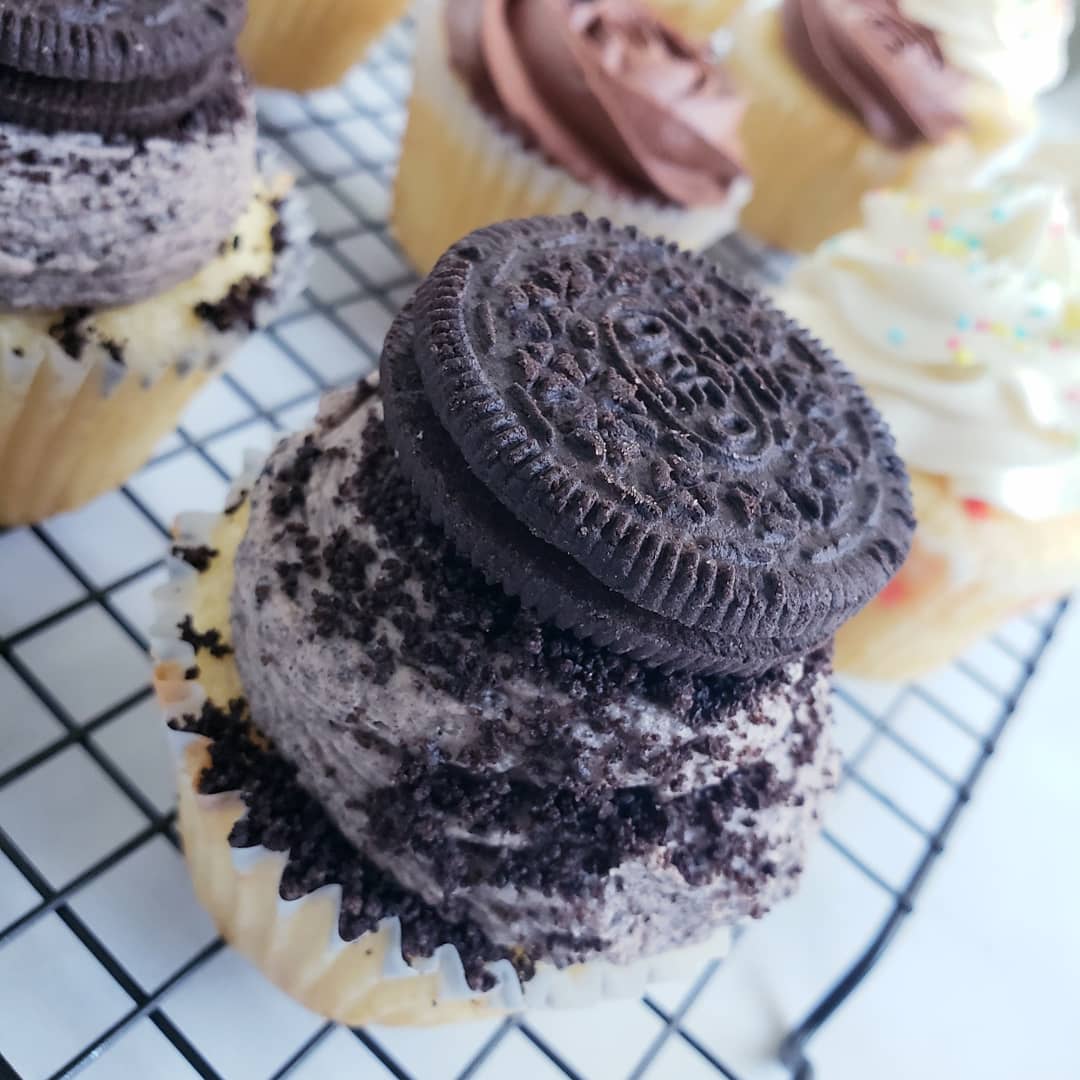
[392,214,915,675]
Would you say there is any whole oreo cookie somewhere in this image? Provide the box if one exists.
[385,214,914,675]
[0,0,246,136]
[385,305,815,675]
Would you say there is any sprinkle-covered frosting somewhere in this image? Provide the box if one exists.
[782,181,1080,521]
[899,0,1075,100]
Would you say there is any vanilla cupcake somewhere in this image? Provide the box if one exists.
[240,0,408,91]
[779,181,1080,679]
[0,0,307,526]
[393,0,751,273]
[727,0,1065,253]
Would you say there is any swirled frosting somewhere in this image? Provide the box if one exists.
[781,0,966,149]
[782,182,1080,520]
[446,0,746,205]
[229,388,838,967]
[899,0,1075,100]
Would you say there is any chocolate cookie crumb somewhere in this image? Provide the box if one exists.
[102,339,126,366]
[195,276,272,333]
[178,615,233,659]
[174,698,524,991]
[48,307,92,360]
[172,544,219,573]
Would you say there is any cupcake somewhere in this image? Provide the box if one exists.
[392,0,752,274]
[726,0,1059,253]
[152,215,914,1024]
[778,182,1080,680]
[642,0,748,39]
[0,1,307,526]
[239,0,408,91]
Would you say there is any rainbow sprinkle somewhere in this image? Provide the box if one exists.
[878,577,908,608]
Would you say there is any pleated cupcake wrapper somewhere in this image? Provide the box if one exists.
[643,0,748,38]
[392,0,752,274]
[240,0,409,93]
[151,457,732,1025]
[727,5,1030,254]
[0,151,311,526]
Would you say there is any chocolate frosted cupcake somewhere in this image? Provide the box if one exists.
[0,0,307,526]
[153,215,913,1024]
[727,0,1035,253]
[392,0,751,273]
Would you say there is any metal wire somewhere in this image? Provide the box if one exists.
[0,18,1069,1080]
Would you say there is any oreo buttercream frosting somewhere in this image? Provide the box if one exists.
[158,215,914,1021]
[0,0,255,310]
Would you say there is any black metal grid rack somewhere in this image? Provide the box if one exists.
[0,17,1071,1080]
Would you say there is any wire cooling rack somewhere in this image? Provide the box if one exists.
[0,18,1072,1080]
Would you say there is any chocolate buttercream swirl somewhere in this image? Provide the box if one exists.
[781,0,965,150]
[447,0,746,206]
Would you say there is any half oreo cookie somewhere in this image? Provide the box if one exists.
[0,0,247,136]
[383,214,914,676]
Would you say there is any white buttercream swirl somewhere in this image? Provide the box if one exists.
[781,181,1080,520]
[899,0,1074,100]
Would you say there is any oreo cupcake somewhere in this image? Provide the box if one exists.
[153,215,914,1023]
[0,0,307,526]
[239,0,408,91]
[726,0,1063,253]
[393,0,751,274]
[779,180,1080,679]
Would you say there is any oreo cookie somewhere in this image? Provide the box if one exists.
[384,214,914,675]
[0,1,247,136]
[386,306,808,675]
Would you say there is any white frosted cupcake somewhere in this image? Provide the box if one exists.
[393,0,752,272]
[779,181,1080,679]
